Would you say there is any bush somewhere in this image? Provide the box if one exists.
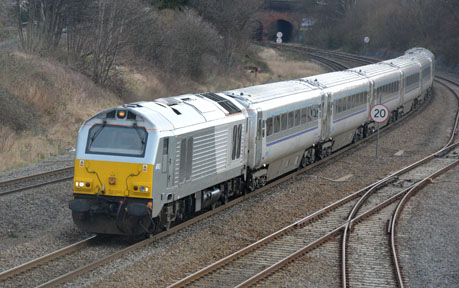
[0,86,41,132]
[134,8,223,81]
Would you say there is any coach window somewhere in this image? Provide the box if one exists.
[266,117,273,136]
[294,110,300,126]
[281,113,287,131]
[312,106,319,120]
[274,115,281,133]
[301,108,307,124]
[288,111,294,129]
[309,107,314,120]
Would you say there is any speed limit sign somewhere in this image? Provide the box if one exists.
[370,104,390,123]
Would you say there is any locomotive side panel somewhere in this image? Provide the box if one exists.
[150,117,247,217]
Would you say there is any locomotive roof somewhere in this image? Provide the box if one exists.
[90,93,246,131]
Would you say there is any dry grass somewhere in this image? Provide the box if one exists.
[194,47,326,92]
[255,48,325,83]
[0,52,120,171]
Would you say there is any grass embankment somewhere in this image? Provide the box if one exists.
[0,47,325,171]
[0,52,120,170]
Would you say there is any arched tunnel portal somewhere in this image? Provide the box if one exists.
[267,19,294,42]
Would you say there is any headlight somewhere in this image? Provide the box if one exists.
[74,179,93,190]
[132,185,149,192]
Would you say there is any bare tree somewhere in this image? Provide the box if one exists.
[190,0,262,66]
[441,0,459,22]
[66,0,147,85]
[133,8,222,81]
[15,0,69,54]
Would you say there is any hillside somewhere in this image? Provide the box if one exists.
[0,46,325,171]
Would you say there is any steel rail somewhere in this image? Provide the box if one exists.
[236,184,422,288]
[340,180,394,287]
[0,166,73,196]
[0,235,96,281]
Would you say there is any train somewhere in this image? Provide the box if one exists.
[69,47,435,236]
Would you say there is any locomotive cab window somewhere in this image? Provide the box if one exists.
[86,124,147,157]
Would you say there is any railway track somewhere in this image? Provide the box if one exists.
[0,166,73,196]
[2,47,455,287]
[0,236,96,282]
[167,144,458,287]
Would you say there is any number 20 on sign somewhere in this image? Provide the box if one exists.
[370,104,390,123]
[370,104,390,158]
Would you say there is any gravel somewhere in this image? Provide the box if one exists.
[0,78,456,287]
[0,152,90,273]
[397,166,459,288]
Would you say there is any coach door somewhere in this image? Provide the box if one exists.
[255,110,264,166]
[320,92,332,141]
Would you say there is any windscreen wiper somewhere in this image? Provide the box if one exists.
[133,123,146,146]
[89,121,106,145]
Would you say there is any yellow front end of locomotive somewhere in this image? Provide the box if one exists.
[73,159,153,199]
